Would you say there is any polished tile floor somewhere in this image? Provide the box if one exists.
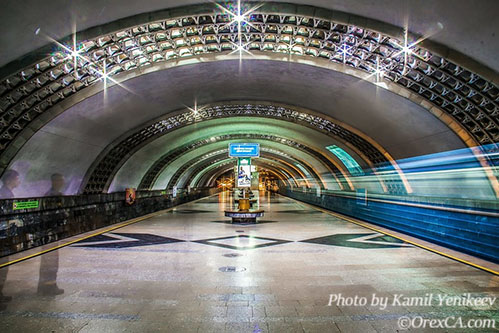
[0,192,498,332]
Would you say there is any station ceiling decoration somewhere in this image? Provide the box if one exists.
[185,155,304,189]
[165,148,324,190]
[138,133,345,191]
[81,103,390,193]
[0,2,497,177]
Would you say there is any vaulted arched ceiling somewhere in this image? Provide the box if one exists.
[2,1,498,72]
[0,1,497,198]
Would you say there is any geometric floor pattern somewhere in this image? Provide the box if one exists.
[72,233,184,249]
[192,235,292,251]
[73,232,409,250]
[300,233,409,249]
[1,192,497,333]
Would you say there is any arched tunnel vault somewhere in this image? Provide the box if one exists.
[2,1,499,77]
[139,134,351,189]
[201,163,295,188]
[192,161,296,189]
[109,113,386,192]
[142,138,339,192]
[173,153,315,190]
[0,2,497,199]
[0,1,497,170]
[110,121,368,193]
[84,103,400,195]
[195,158,301,189]
[1,58,477,197]
[135,134,348,191]
[194,160,295,189]
[187,157,306,190]
[109,115,365,191]
[168,149,325,191]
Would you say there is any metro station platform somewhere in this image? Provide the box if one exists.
[0,2,498,331]
[0,192,497,332]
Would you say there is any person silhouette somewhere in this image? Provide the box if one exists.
[37,173,65,296]
[0,169,20,199]
[0,264,11,310]
[37,250,64,296]
[44,173,65,197]
[0,169,20,308]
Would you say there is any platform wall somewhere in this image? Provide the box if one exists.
[0,188,220,257]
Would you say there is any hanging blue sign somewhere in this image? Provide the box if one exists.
[228,143,260,157]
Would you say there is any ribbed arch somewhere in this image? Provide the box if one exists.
[187,157,306,190]
[203,165,293,188]
[83,103,401,194]
[0,1,496,174]
[165,148,325,190]
[175,154,318,190]
[137,134,351,192]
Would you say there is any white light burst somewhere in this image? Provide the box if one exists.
[46,33,122,91]
[186,99,206,116]
[366,56,386,82]
[215,0,262,58]
[337,44,353,64]
[391,28,427,74]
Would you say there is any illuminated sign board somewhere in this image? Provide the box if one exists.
[229,143,260,157]
[13,200,39,210]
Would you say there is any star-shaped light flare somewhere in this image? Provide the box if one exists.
[185,99,207,116]
[214,0,263,32]
[45,33,128,92]
[214,0,263,60]
[337,44,353,64]
[366,56,387,82]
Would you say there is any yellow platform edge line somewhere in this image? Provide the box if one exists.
[284,195,499,276]
[0,193,219,269]
[3,192,497,276]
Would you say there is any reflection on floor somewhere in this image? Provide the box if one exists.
[0,192,497,332]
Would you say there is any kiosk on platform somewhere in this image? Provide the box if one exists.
[224,143,264,223]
